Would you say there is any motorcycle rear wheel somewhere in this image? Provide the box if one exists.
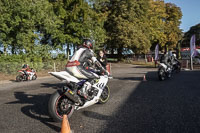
[32,74,37,80]
[48,90,75,122]
[176,64,181,73]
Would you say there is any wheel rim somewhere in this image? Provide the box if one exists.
[55,95,73,119]
[100,86,109,102]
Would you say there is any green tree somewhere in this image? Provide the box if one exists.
[148,0,167,50]
[0,0,183,60]
[182,23,200,47]
[0,0,60,56]
[49,0,107,59]
[164,2,182,50]
[0,0,12,55]
[104,0,151,58]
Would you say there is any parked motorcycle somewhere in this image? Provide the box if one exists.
[158,62,172,81]
[16,68,37,82]
[48,69,110,122]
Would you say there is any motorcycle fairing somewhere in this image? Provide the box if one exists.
[49,71,80,83]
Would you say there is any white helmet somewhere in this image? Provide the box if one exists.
[173,53,176,58]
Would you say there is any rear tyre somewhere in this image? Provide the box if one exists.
[176,64,181,73]
[48,90,75,122]
[32,74,37,80]
[98,85,110,104]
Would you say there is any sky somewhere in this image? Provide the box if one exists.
[164,0,200,32]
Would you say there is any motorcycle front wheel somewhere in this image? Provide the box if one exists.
[48,90,75,122]
[158,68,165,81]
[98,85,110,104]
[16,75,23,82]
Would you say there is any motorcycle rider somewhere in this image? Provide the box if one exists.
[65,39,108,99]
[22,64,30,80]
[160,50,172,71]
[171,53,181,71]
[171,53,177,64]
[22,64,34,80]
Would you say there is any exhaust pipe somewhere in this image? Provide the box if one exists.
[64,91,80,104]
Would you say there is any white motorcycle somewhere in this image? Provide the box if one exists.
[48,70,110,122]
[158,62,172,81]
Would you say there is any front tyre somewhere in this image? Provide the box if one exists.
[98,85,110,104]
[48,90,75,122]
[16,75,23,82]
[158,68,165,81]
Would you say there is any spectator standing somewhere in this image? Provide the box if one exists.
[97,50,107,69]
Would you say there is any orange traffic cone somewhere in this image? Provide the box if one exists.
[143,75,147,81]
[61,115,71,133]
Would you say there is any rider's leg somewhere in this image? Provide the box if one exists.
[78,81,92,99]
[77,66,99,99]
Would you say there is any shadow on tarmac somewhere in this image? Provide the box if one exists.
[40,82,66,89]
[9,80,17,82]
[114,76,143,81]
[134,66,156,68]
[6,92,60,132]
[82,111,112,121]
[101,70,200,133]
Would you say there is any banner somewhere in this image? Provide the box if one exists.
[190,34,196,57]
[155,44,159,61]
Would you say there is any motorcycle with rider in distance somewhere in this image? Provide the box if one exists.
[48,65,111,122]
[158,62,172,81]
[16,68,37,82]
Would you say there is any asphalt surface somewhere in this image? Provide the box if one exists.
[0,63,200,133]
